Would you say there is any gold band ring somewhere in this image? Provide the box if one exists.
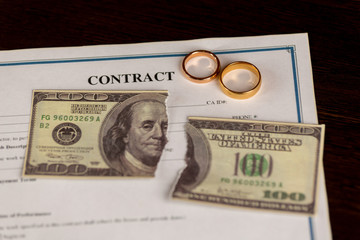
[219,61,261,100]
[182,50,220,83]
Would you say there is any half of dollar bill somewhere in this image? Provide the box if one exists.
[23,90,168,178]
[172,117,325,214]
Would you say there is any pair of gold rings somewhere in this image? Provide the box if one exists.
[182,50,261,100]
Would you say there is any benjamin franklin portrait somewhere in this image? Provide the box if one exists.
[101,93,168,177]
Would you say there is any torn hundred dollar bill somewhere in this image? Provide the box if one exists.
[172,117,325,214]
[23,90,168,178]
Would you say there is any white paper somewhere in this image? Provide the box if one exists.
[0,33,332,240]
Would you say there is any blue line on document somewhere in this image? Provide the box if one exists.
[309,217,315,240]
[289,47,302,123]
[215,46,292,55]
[0,46,290,67]
[0,53,185,67]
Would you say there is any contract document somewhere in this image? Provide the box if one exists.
[0,33,332,239]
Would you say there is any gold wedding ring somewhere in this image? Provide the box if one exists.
[219,61,261,100]
[182,50,220,83]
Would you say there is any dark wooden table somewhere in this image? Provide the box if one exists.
[1,1,359,239]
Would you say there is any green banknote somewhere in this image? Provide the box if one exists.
[172,117,325,214]
[23,90,168,178]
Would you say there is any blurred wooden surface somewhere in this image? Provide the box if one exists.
[0,0,359,239]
